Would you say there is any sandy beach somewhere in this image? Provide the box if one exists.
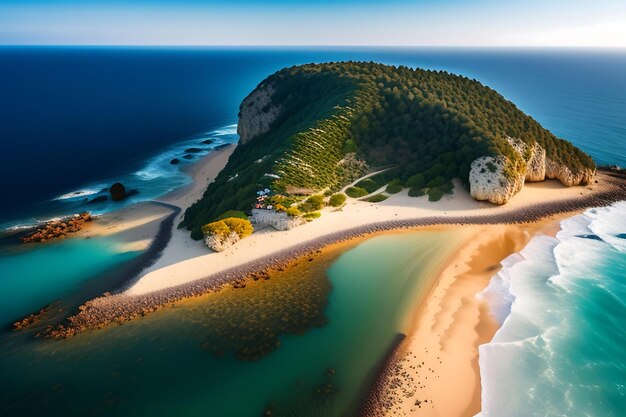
[126,164,622,297]
[27,146,626,414]
[363,218,569,416]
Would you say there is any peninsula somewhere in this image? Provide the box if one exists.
[37,62,626,340]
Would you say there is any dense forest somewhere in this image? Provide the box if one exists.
[182,62,594,239]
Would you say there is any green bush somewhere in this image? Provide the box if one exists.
[365,193,389,203]
[202,217,254,239]
[329,193,347,207]
[427,188,444,202]
[408,187,426,197]
[346,186,369,198]
[385,179,403,194]
[354,178,380,194]
[215,210,248,221]
[299,194,325,213]
[303,211,321,220]
[286,207,301,217]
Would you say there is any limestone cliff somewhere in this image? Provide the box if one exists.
[237,84,281,145]
[470,138,595,205]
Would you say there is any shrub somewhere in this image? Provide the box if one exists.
[299,194,325,213]
[365,193,389,203]
[202,217,253,238]
[385,179,403,194]
[346,186,369,198]
[215,210,248,221]
[329,193,347,207]
[303,211,321,220]
[268,194,286,205]
[286,207,301,217]
[427,188,444,202]
[408,187,425,197]
[354,178,380,193]
[223,218,254,238]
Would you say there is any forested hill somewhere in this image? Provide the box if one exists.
[182,62,595,239]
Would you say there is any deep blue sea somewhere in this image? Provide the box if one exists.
[1,47,626,228]
[0,48,625,417]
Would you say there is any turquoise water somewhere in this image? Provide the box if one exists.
[0,231,461,416]
[0,237,141,323]
[478,202,626,417]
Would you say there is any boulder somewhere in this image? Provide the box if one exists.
[109,182,126,201]
[204,231,240,252]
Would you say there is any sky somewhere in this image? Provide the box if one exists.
[1,0,625,47]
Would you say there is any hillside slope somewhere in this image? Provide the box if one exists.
[183,62,595,238]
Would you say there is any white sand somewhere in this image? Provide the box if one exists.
[126,152,608,295]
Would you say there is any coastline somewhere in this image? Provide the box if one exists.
[362,218,568,416]
[45,165,626,338]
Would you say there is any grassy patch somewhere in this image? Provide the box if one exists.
[345,186,369,198]
[365,193,389,203]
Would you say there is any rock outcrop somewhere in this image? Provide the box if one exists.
[237,84,281,145]
[469,156,524,205]
[204,230,240,252]
[546,157,595,186]
[21,212,93,243]
[470,138,595,205]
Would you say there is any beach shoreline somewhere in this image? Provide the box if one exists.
[361,217,569,416]
[43,164,626,338]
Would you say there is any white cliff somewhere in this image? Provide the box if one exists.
[470,138,595,205]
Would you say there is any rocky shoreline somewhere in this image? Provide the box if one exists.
[21,212,93,243]
[40,168,626,339]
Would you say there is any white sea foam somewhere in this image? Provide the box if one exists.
[476,201,626,417]
[54,188,104,200]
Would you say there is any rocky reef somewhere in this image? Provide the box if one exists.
[21,212,93,243]
[470,138,595,205]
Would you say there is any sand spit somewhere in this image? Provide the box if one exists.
[44,171,626,338]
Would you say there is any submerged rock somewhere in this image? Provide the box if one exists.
[185,147,203,153]
[170,158,180,165]
[86,195,108,204]
[201,139,215,145]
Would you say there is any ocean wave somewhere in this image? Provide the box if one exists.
[54,187,104,200]
[206,124,237,136]
[3,124,239,234]
[476,201,626,417]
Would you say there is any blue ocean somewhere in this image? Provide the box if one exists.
[2,47,626,228]
[0,48,625,417]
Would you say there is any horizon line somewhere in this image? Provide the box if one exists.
[2,44,626,49]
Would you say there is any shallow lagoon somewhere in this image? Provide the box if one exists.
[0,230,464,417]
